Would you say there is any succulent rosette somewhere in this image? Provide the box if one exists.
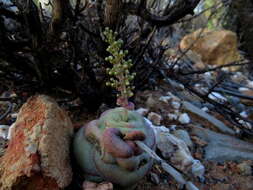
[73,107,156,189]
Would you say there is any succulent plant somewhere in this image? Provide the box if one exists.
[103,27,136,108]
[73,107,156,189]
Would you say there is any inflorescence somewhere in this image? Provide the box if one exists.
[103,27,136,107]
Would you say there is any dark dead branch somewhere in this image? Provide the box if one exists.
[214,88,253,101]
[179,61,250,75]
[124,0,201,27]
[177,1,223,23]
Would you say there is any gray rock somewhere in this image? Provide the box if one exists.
[191,126,253,162]
[172,130,193,148]
[148,112,162,125]
[182,101,235,135]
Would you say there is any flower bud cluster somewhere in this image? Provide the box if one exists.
[103,27,136,104]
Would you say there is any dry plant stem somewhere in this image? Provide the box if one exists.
[180,60,250,75]
[50,0,70,34]
[135,141,199,190]
[51,0,63,33]
[104,0,122,27]
[117,73,128,107]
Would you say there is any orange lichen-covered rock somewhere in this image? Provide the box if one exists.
[180,29,241,68]
[0,95,73,190]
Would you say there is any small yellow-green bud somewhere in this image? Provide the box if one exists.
[129,75,134,80]
[129,92,134,97]
[119,50,124,56]
[118,39,123,44]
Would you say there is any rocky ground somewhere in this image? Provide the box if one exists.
[1,29,253,190]
[1,76,253,190]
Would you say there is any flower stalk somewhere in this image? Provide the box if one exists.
[103,27,136,108]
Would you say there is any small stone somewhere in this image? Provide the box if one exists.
[148,112,162,125]
[231,72,247,83]
[166,92,180,102]
[239,87,250,92]
[237,161,252,176]
[135,108,149,116]
[0,125,9,139]
[178,84,185,90]
[178,113,191,124]
[169,125,177,131]
[10,113,18,119]
[60,32,67,40]
[191,160,205,178]
[7,123,15,140]
[201,107,209,112]
[208,92,227,103]
[159,96,171,103]
[146,95,157,109]
[167,113,178,121]
[240,111,248,118]
[150,172,160,185]
[171,101,181,109]
[238,120,252,129]
[246,80,253,88]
